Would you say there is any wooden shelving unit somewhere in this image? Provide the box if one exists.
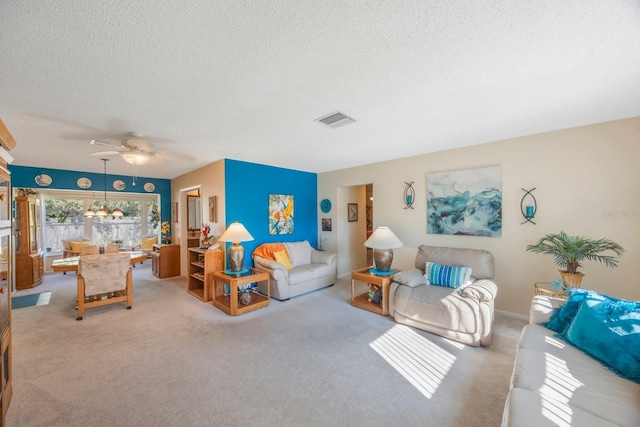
[188,248,224,302]
[0,118,16,424]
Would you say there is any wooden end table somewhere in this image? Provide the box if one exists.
[534,282,568,299]
[351,267,398,316]
[212,268,270,316]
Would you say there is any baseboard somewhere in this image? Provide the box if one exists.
[496,309,528,322]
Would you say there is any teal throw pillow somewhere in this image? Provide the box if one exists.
[564,294,640,383]
[424,262,472,289]
[543,287,592,333]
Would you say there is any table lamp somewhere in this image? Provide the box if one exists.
[364,226,403,273]
[218,222,254,272]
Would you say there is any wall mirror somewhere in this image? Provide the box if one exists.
[187,194,201,231]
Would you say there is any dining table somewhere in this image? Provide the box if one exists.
[51,251,148,274]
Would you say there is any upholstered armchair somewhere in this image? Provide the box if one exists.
[139,234,158,257]
[390,245,498,347]
[78,245,99,256]
[61,236,90,258]
[76,253,133,320]
[104,243,120,253]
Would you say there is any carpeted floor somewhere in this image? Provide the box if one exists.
[7,264,525,426]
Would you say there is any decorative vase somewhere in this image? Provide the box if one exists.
[199,234,209,249]
[239,292,252,306]
[560,271,584,288]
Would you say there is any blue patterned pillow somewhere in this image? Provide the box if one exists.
[565,293,640,383]
[543,288,592,333]
[424,262,472,289]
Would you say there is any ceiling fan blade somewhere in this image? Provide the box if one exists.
[88,138,125,149]
[125,137,154,151]
[155,150,196,162]
[90,151,121,157]
[147,156,166,166]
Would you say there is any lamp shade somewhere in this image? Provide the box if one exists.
[218,222,254,272]
[218,222,254,243]
[364,226,403,249]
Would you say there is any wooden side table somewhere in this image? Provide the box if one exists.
[351,267,397,316]
[534,282,568,299]
[212,268,270,316]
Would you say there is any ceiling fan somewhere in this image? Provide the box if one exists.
[88,132,195,165]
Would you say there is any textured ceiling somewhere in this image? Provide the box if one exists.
[1,1,639,179]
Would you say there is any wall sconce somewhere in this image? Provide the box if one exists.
[403,181,415,209]
[520,188,537,224]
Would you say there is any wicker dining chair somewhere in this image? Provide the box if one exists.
[76,253,133,320]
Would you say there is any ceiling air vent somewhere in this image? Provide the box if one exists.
[315,111,355,128]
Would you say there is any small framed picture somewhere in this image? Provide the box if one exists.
[172,202,178,223]
[348,203,358,222]
[322,218,332,231]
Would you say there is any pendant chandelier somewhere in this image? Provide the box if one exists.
[83,158,124,219]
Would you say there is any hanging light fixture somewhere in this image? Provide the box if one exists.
[83,158,124,219]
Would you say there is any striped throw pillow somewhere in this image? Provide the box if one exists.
[424,262,472,289]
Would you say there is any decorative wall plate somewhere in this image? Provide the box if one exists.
[77,177,92,189]
[320,199,332,213]
[143,182,155,192]
[113,180,126,191]
[34,174,52,186]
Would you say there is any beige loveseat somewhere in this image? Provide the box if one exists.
[389,245,498,347]
[252,240,337,300]
[502,295,640,426]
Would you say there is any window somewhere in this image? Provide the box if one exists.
[41,190,159,254]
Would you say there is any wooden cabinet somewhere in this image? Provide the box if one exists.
[188,248,224,301]
[14,195,43,290]
[150,244,180,278]
[0,119,15,425]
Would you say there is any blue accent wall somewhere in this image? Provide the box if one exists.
[224,159,317,267]
[9,165,172,224]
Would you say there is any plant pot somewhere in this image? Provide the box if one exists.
[560,271,584,288]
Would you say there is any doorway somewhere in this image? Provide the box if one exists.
[336,183,372,277]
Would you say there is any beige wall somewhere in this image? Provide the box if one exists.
[171,160,225,275]
[319,116,640,316]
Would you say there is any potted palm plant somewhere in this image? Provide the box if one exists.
[526,231,624,287]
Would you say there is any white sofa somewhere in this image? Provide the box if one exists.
[502,295,640,426]
[252,240,337,300]
[390,245,498,347]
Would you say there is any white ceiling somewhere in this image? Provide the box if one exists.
[1,1,639,179]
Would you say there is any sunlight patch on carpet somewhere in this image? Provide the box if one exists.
[370,324,456,399]
[12,292,51,309]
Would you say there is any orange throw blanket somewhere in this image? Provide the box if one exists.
[252,243,288,261]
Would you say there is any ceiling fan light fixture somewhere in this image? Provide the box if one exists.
[122,151,151,165]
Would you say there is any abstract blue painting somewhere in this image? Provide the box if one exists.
[427,166,502,237]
